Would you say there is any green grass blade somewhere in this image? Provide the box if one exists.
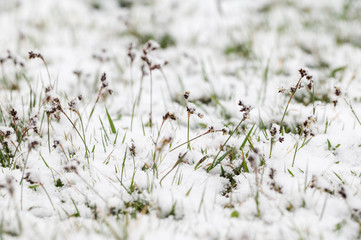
[207,149,232,171]
[240,124,255,150]
[106,107,116,134]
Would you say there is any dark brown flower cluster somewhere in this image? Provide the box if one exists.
[28,50,44,61]
[64,160,80,173]
[0,175,14,196]
[163,112,177,121]
[279,68,313,95]
[268,168,283,194]
[184,91,204,118]
[129,143,136,157]
[0,127,13,148]
[0,129,12,137]
[141,40,168,71]
[43,87,63,120]
[128,43,136,64]
[68,95,83,112]
[270,124,284,143]
[92,48,110,63]
[28,115,39,134]
[24,171,39,184]
[1,50,24,67]
[309,175,333,195]
[27,137,39,150]
[297,68,313,91]
[100,73,113,95]
[302,116,315,138]
[247,147,262,170]
[10,108,18,121]
[332,87,341,107]
[238,100,252,120]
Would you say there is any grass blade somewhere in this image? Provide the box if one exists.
[106,107,116,134]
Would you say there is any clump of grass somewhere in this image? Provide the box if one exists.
[87,73,113,129]
[20,137,40,210]
[28,51,52,88]
[279,69,313,134]
[207,100,251,172]
[183,91,204,150]
[141,40,168,127]
[151,112,177,173]
[44,88,90,160]
[332,87,361,126]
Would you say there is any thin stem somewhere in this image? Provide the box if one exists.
[280,76,303,134]
[160,69,173,100]
[187,112,191,150]
[47,115,51,153]
[152,120,166,171]
[149,69,153,128]
[11,128,30,168]
[76,111,87,150]
[208,119,244,170]
[292,143,299,167]
[42,60,52,88]
[344,97,361,126]
[40,183,56,211]
[207,118,244,172]
[136,73,145,106]
[61,110,90,159]
[86,90,102,130]
[130,62,133,102]
[269,137,274,159]
[170,130,211,152]
[20,150,31,210]
[160,152,187,186]
[130,100,136,131]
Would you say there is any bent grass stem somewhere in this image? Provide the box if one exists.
[207,119,244,172]
[280,76,303,134]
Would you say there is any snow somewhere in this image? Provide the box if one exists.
[1,0,361,239]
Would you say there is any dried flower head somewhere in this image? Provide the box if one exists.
[28,50,43,60]
[183,91,204,119]
[128,43,136,64]
[24,171,40,184]
[338,186,347,199]
[129,143,136,157]
[64,160,80,173]
[163,112,177,121]
[184,91,190,100]
[27,137,40,150]
[10,108,19,123]
[29,115,39,134]
[68,96,82,113]
[53,140,60,149]
[270,126,277,137]
[238,100,252,120]
[298,68,307,78]
[269,168,276,180]
[307,82,313,90]
[92,48,110,63]
[278,87,286,93]
[332,100,338,107]
[99,73,113,95]
[0,175,15,196]
[141,40,167,71]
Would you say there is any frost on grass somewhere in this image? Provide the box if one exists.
[1,0,361,239]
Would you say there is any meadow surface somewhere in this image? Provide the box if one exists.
[1,0,361,239]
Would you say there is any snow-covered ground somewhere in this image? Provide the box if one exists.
[1,0,361,239]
